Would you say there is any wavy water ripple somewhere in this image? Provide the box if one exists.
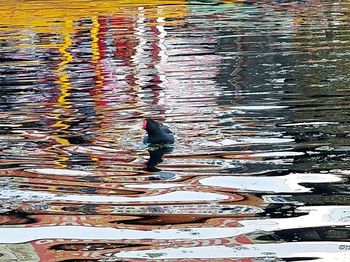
[0,0,350,261]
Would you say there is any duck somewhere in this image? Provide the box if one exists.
[142,118,175,144]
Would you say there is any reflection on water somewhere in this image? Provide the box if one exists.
[0,0,350,260]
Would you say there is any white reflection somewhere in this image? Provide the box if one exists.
[200,173,343,193]
[0,206,348,243]
[114,242,350,260]
[0,190,228,204]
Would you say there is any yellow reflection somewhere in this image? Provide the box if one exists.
[223,0,246,3]
[52,136,70,145]
[91,17,100,62]
[56,19,73,106]
[0,0,187,33]
[51,19,74,151]
[52,19,74,134]
[56,156,69,168]
[91,16,103,86]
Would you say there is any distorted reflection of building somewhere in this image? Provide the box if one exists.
[1,206,348,261]
[0,211,261,261]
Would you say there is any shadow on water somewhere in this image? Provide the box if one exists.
[0,0,350,261]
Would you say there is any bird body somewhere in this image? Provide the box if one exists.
[142,118,175,144]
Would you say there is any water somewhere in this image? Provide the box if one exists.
[0,0,350,261]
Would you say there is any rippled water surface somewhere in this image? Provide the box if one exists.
[1,0,350,261]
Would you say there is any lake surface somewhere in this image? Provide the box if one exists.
[0,0,350,261]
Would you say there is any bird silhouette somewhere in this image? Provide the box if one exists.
[142,118,174,144]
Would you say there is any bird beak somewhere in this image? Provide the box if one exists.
[142,120,147,130]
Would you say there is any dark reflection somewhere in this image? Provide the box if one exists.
[112,214,209,225]
[283,259,318,261]
[61,204,99,214]
[144,144,174,172]
[264,194,350,206]
[60,259,99,262]
[256,227,350,242]
[296,194,350,205]
[262,204,305,218]
[51,242,146,251]
[0,211,36,225]
[64,133,92,145]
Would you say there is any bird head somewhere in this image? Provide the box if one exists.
[142,118,160,132]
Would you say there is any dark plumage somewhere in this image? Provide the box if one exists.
[142,118,175,144]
